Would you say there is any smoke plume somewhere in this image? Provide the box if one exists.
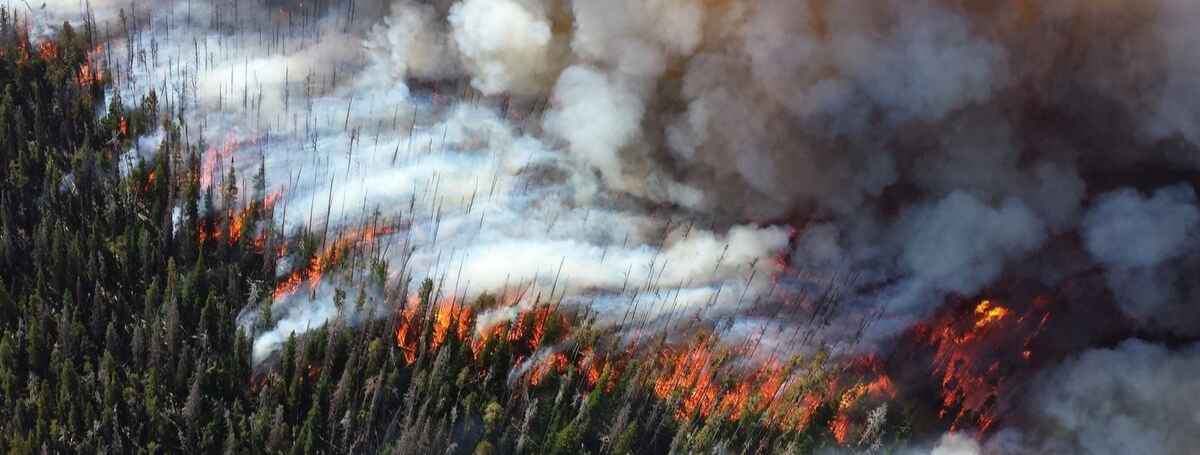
[1018,340,1200,455]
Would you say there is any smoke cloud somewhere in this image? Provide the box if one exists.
[895,192,1046,309]
[925,434,981,455]
[542,65,644,201]
[1082,185,1200,335]
[449,0,553,96]
[1019,340,1200,455]
[364,3,460,83]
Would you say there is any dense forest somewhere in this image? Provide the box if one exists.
[0,12,914,454]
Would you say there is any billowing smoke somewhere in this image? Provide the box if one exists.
[542,65,648,201]
[448,0,553,95]
[35,0,1200,452]
[894,192,1046,309]
[1082,185,1200,335]
[364,3,458,82]
[1008,340,1200,455]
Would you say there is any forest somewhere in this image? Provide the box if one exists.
[0,10,916,455]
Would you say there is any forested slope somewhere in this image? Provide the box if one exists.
[0,12,906,455]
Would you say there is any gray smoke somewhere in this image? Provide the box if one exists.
[998,340,1200,455]
[1082,185,1200,336]
[904,338,1200,455]
[894,192,1046,306]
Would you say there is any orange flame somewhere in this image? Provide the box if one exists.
[37,41,57,60]
[76,45,104,87]
[973,300,1010,329]
[200,135,238,190]
[272,225,399,301]
[529,352,569,386]
[917,296,1055,434]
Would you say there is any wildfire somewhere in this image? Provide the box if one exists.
[395,313,419,364]
[198,189,282,247]
[830,413,851,444]
[529,352,569,386]
[200,136,238,190]
[973,300,1010,329]
[272,224,399,301]
[915,296,1055,434]
[76,46,104,87]
[250,375,270,393]
[394,291,571,377]
[385,279,904,447]
[581,348,602,386]
[300,365,322,382]
[37,41,57,60]
[653,338,726,418]
[431,304,474,351]
[275,272,305,302]
[643,336,896,433]
[139,171,157,196]
[77,62,96,86]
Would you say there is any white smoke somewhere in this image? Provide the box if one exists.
[364,3,460,83]
[820,0,1008,126]
[1083,185,1198,269]
[243,283,386,362]
[925,434,981,455]
[1149,0,1200,148]
[570,0,704,80]
[542,65,645,201]
[449,0,553,96]
[39,0,798,367]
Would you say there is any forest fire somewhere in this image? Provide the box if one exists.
[76,45,103,86]
[197,188,282,247]
[36,41,56,60]
[376,239,1068,448]
[640,338,899,436]
[11,0,1200,453]
[652,337,724,417]
[909,295,1056,433]
[272,224,400,300]
[200,136,238,190]
[396,292,567,368]
[139,171,156,195]
[972,300,1009,329]
[393,280,900,442]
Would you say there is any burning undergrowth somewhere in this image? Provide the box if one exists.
[386,275,908,452]
[899,295,1055,435]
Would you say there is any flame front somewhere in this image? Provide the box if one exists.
[916,296,1055,433]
